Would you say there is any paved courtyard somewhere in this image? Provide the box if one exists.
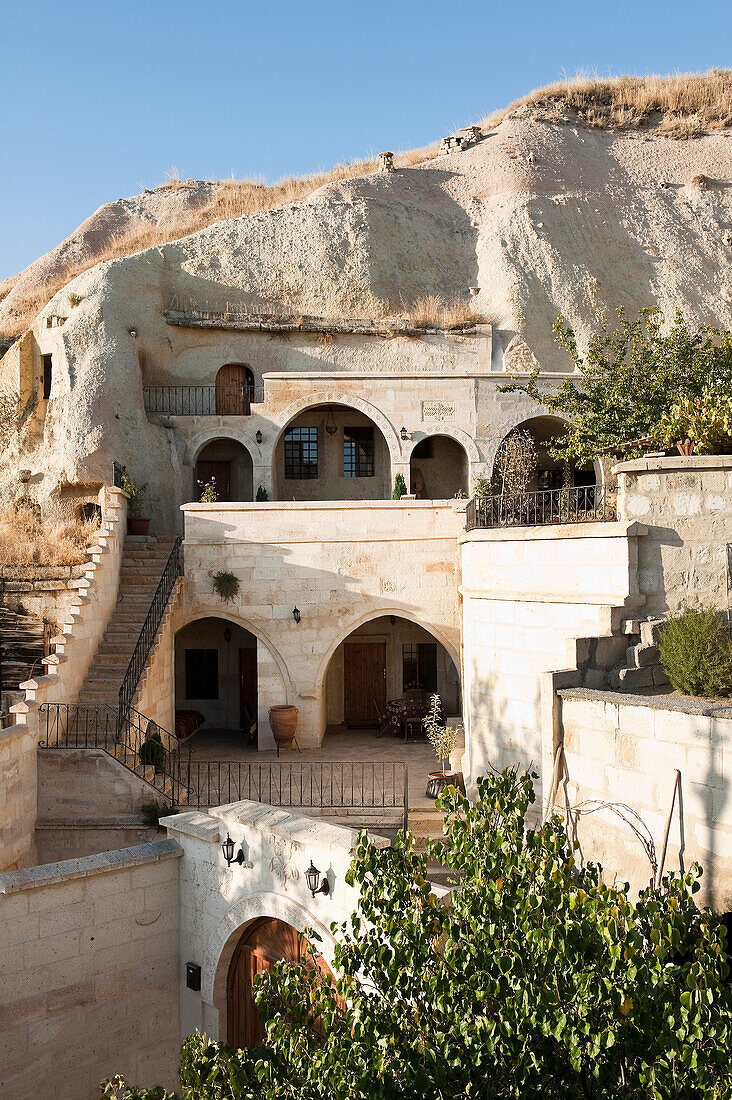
[182,724,465,816]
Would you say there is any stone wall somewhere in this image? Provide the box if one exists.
[162,801,392,1043]
[0,721,38,870]
[0,840,182,1100]
[616,455,732,615]
[460,521,646,797]
[558,690,732,910]
[177,500,464,747]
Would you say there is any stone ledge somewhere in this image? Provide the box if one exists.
[559,686,732,718]
[459,520,646,544]
[0,838,182,893]
[208,799,392,850]
[615,455,732,474]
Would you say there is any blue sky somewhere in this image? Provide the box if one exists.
[1,0,730,278]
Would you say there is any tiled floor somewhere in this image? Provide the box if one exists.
[183,724,464,814]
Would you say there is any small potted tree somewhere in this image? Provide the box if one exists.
[422,693,460,798]
[121,472,150,535]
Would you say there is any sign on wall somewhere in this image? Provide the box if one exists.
[422,401,455,422]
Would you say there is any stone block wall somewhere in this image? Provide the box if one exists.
[558,690,732,910]
[0,721,38,870]
[0,840,182,1100]
[616,455,732,615]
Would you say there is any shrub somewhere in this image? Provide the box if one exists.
[657,385,732,455]
[392,473,407,499]
[658,605,732,696]
[422,693,459,771]
[212,570,239,602]
[106,769,732,1099]
[140,802,166,828]
[139,727,166,772]
[120,472,148,518]
[255,485,269,502]
[197,477,218,503]
[0,501,98,566]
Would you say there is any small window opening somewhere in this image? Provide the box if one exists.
[402,642,438,692]
[284,426,318,479]
[79,502,102,525]
[42,355,53,400]
[344,426,375,478]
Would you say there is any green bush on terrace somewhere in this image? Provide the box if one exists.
[658,605,732,697]
[103,769,732,1100]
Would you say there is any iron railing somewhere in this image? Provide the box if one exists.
[119,537,183,714]
[465,485,616,531]
[39,702,190,805]
[143,385,264,417]
[113,461,126,488]
[185,759,408,820]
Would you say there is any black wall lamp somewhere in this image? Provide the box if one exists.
[223,627,232,644]
[305,860,330,897]
[400,426,409,441]
[255,430,263,444]
[222,833,252,868]
[292,607,301,624]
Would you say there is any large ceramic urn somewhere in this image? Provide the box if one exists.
[269,704,298,751]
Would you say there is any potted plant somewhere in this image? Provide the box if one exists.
[422,693,460,799]
[139,724,166,773]
[269,704,299,755]
[121,472,150,535]
[392,473,408,499]
[213,570,240,602]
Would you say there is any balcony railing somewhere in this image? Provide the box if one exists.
[143,384,264,417]
[465,485,616,531]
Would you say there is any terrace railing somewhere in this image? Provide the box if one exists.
[119,537,183,715]
[143,384,264,417]
[39,701,190,805]
[465,485,616,531]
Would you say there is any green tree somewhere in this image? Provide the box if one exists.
[503,309,732,466]
[103,771,732,1100]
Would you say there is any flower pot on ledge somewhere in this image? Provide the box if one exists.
[128,517,151,535]
[269,705,298,754]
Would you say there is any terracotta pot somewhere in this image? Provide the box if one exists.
[128,517,151,535]
[426,771,453,799]
[269,704,298,749]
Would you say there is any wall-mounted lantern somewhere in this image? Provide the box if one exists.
[325,409,338,436]
[400,426,409,441]
[292,607,301,624]
[255,430,263,444]
[305,860,330,897]
[223,627,232,644]
[222,833,252,868]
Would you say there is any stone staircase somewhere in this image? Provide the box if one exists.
[78,535,179,708]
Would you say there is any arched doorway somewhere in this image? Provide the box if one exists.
[494,416,596,492]
[227,918,331,1048]
[216,364,255,415]
[273,404,390,501]
[410,435,468,499]
[194,438,254,502]
[175,617,258,741]
[324,614,461,732]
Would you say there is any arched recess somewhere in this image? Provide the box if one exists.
[408,434,469,499]
[272,400,394,501]
[207,892,336,1014]
[490,414,599,491]
[193,437,253,502]
[274,392,402,466]
[188,428,260,467]
[316,609,462,733]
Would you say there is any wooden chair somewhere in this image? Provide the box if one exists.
[373,698,388,738]
[242,702,258,745]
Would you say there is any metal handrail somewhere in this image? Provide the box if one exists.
[143,385,264,416]
[113,461,126,488]
[39,702,190,805]
[465,485,616,531]
[118,537,183,715]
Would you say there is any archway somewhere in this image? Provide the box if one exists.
[215,363,255,414]
[226,918,333,1048]
[273,403,390,501]
[175,617,258,741]
[493,416,596,492]
[323,614,461,735]
[194,437,254,502]
[410,435,468,499]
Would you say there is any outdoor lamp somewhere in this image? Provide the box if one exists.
[222,833,250,867]
[400,426,409,441]
[223,627,232,644]
[292,607,301,624]
[255,429,263,444]
[305,860,330,897]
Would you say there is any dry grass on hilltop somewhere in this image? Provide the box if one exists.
[481,68,732,137]
[402,295,480,329]
[2,70,730,345]
[0,504,99,567]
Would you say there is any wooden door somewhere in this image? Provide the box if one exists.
[227,918,302,1048]
[216,364,251,415]
[196,460,231,501]
[344,642,386,727]
[239,647,257,738]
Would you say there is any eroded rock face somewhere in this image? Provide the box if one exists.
[2,112,731,529]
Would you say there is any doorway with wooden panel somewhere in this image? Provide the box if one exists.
[227,918,333,1049]
[343,641,386,727]
[215,364,254,415]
